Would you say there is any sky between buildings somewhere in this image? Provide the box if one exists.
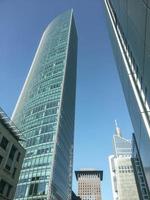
[0,0,133,199]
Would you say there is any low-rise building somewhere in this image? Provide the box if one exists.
[0,107,25,200]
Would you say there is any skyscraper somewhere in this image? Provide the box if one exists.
[104,0,150,193]
[12,9,77,200]
[75,169,103,200]
[109,123,139,200]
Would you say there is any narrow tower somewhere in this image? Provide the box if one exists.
[12,9,78,200]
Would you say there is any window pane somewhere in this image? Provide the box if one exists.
[38,182,46,195]
[9,145,17,160]
[0,137,8,150]
[0,180,6,194]
[0,155,3,164]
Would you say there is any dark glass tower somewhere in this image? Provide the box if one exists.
[104,0,150,194]
[12,9,77,200]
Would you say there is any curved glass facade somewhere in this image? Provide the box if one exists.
[12,9,77,200]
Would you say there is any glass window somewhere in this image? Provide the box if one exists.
[15,185,27,198]
[16,152,21,162]
[0,136,8,150]
[28,183,34,196]
[0,179,6,194]
[0,155,3,164]
[28,182,38,196]
[5,163,11,171]
[9,145,17,160]
[38,182,46,195]
[6,184,12,197]
[12,167,17,178]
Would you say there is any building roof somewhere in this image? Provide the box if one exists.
[0,106,21,141]
[75,169,103,181]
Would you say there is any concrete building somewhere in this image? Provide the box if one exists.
[104,0,150,194]
[75,169,103,200]
[12,9,77,200]
[109,122,140,200]
[0,107,25,200]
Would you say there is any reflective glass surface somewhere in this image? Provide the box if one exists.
[13,9,77,200]
[104,0,150,191]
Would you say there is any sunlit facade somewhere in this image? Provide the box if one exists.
[109,125,139,200]
[75,169,103,200]
[12,9,77,200]
[104,0,150,194]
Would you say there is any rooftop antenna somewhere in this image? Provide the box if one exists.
[115,120,118,128]
[115,120,122,137]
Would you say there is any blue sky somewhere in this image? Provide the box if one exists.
[0,0,133,199]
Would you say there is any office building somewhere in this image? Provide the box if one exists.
[109,122,139,200]
[12,9,77,200]
[104,0,150,193]
[75,169,103,200]
[0,107,25,200]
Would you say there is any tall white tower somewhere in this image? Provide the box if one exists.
[109,122,140,200]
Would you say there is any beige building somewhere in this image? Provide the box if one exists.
[75,169,103,200]
[109,155,140,200]
[109,122,140,200]
[0,107,25,200]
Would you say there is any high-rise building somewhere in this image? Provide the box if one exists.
[12,9,77,200]
[75,169,103,200]
[109,123,140,200]
[0,107,25,200]
[104,0,150,193]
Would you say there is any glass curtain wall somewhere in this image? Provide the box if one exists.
[12,9,77,200]
[104,0,150,191]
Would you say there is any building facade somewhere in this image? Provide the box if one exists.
[0,107,25,200]
[75,169,103,200]
[104,0,150,193]
[132,133,150,199]
[109,124,140,200]
[12,9,77,200]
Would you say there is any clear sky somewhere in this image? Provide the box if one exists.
[0,0,133,199]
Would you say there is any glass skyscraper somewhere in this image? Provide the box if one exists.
[12,9,77,200]
[104,0,150,193]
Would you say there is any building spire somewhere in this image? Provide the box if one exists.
[115,120,118,128]
[115,120,122,137]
